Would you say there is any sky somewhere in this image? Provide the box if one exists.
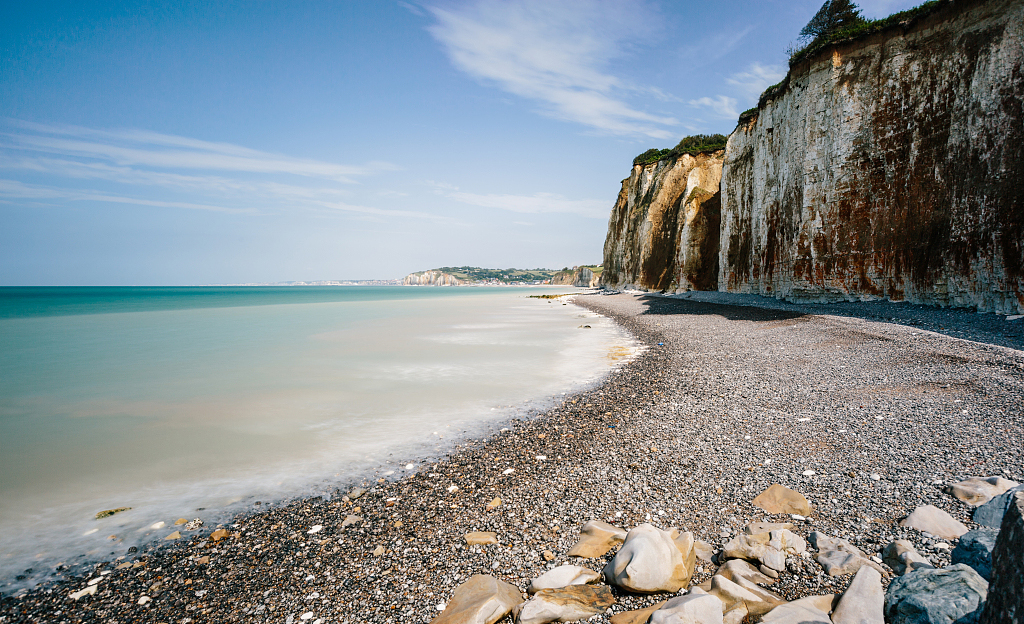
[0,0,921,285]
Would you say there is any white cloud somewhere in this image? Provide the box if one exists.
[426,0,678,138]
[726,63,786,99]
[435,183,608,219]
[688,95,740,120]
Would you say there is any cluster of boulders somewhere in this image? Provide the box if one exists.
[431,478,1024,624]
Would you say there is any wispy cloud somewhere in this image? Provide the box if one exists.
[433,182,608,218]
[0,120,450,221]
[425,0,679,139]
[726,63,786,99]
[688,95,740,120]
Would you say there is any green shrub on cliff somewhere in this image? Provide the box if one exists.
[633,134,728,166]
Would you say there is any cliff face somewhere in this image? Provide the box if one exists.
[402,271,466,286]
[720,0,1023,313]
[601,152,724,292]
[600,0,1023,313]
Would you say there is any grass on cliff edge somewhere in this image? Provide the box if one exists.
[633,134,728,167]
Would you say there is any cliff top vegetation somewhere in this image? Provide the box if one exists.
[633,134,728,167]
[739,0,953,124]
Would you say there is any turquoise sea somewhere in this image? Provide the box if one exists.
[0,286,637,589]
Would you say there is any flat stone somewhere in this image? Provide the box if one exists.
[974,484,1024,528]
[980,490,1024,624]
[832,565,884,624]
[650,588,724,624]
[768,529,807,554]
[528,565,600,594]
[486,497,502,512]
[174,518,188,525]
[882,540,934,576]
[604,524,696,593]
[744,521,794,535]
[761,596,833,624]
[94,507,131,519]
[348,487,366,500]
[708,573,786,620]
[164,531,181,540]
[752,484,811,516]
[946,477,1020,506]
[210,528,230,541]
[818,548,886,577]
[610,600,667,624]
[514,585,615,624]
[69,585,98,600]
[885,564,987,624]
[714,559,778,585]
[568,520,627,558]
[951,529,999,581]
[341,514,363,528]
[900,505,970,540]
[433,574,524,624]
[465,532,499,546]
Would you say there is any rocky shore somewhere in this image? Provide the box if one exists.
[2,292,1022,624]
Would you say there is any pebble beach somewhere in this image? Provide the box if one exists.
[2,292,1023,623]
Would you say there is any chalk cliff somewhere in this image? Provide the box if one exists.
[402,270,466,286]
[600,0,1023,313]
[601,152,724,292]
[551,266,601,287]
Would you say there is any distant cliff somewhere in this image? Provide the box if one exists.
[402,270,466,286]
[550,266,602,287]
[600,0,1023,313]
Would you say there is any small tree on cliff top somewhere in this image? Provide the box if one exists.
[799,0,864,41]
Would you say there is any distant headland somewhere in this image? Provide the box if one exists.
[402,265,602,287]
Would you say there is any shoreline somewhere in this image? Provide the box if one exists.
[2,292,1023,623]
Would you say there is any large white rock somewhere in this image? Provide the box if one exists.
[604,524,696,593]
[514,585,615,624]
[528,565,600,594]
[432,575,525,624]
[900,505,969,540]
[568,520,627,558]
[713,559,778,586]
[832,565,884,624]
[946,476,1020,506]
[708,573,786,622]
[650,588,725,624]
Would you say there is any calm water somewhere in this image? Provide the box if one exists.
[0,286,638,588]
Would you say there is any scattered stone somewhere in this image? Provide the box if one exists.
[811,532,886,577]
[137,595,151,605]
[952,529,999,581]
[761,596,833,624]
[307,525,323,534]
[946,477,1020,506]
[610,600,667,624]
[722,532,786,571]
[174,518,188,525]
[568,520,627,558]
[712,559,778,586]
[433,575,524,624]
[94,507,131,519]
[164,531,181,540]
[486,497,502,512]
[210,528,230,541]
[514,585,615,624]
[464,532,499,546]
[980,491,1024,624]
[900,505,970,540]
[694,540,715,562]
[708,574,786,623]
[974,485,1024,528]
[603,524,696,593]
[183,518,203,531]
[752,484,811,516]
[348,487,365,500]
[543,551,555,562]
[832,565,884,624]
[528,565,600,594]
[69,585,98,600]
[882,540,934,576]
[372,545,385,556]
[744,521,794,535]
[341,515,363,528]
[649,587,724,624]
[885,564,987,624]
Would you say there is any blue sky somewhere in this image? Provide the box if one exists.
[1,0,920,285]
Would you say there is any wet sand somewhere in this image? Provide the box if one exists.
[2,292,1022,624]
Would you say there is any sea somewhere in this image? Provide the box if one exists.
[0,285,639,590]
